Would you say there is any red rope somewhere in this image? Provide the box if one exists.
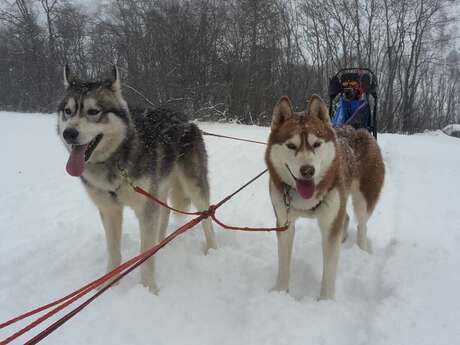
[0,170,285,344]
[0,251,145,330]
[22,215,206,345]
[210,213,286,232]
[133,169,287,232]
[2,215,205,345]
[133,186,202,216]
[0,131,280,343]
[201,131,267,145]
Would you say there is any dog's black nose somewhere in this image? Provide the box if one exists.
[300,165,315,179]
[63,128,79,143]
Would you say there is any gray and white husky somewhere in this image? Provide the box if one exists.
[57,66,217,293]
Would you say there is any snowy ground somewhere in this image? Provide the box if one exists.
[1,111,460,345]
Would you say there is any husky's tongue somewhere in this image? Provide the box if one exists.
[296,179,315,199]
[66,144,89,177]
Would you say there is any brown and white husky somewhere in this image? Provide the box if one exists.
[265,95,385,300]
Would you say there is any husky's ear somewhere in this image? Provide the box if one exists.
[64,64,71,88]
[109,65,128,108]
[110,65,121,93]
[272,96,294,128]
[308,95,330,123]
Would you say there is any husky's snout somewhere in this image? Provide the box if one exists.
[63,128,79,144]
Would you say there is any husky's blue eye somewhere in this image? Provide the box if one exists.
[286,143,297,150]
[87,109,100,116]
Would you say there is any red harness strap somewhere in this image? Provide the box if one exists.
[201,131,267,145]
[1,169,286,344]
[134,169,287,232]
[21,215,206,345]
[1,130,283,344]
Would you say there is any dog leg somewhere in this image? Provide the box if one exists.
[135,202,160,294]
[357,222,368,252]
[342,213,349,243]
[179,175,217,253]
[84,186,123,290]
[99,205,123,273]
[158,206,171,241]
[318,228,342,300]
[157,186,171,241]
[317,194,344,300]
[190,192,217,253]
[273,221,296,292]
[352,190,370,252]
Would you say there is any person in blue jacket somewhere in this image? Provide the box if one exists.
[332,82,368,128]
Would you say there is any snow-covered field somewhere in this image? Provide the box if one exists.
[1,111,460,344]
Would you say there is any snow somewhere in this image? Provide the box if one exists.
[1,111,460,344]
[442,124,460,137]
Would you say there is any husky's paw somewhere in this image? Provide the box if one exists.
[204,242,218,254]
[141,279,159,295]
[141,271,159,295]
[270,283,289,293]
[358,238,373,254]
[148,284,159,295]
[317,295,333,301]
[318,291,335,301]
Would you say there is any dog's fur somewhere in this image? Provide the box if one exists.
[265,95,384,300]
[57,66,217,292]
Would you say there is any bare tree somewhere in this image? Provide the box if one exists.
[0,0,457,132]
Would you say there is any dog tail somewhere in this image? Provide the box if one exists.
[170,182,191,213]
